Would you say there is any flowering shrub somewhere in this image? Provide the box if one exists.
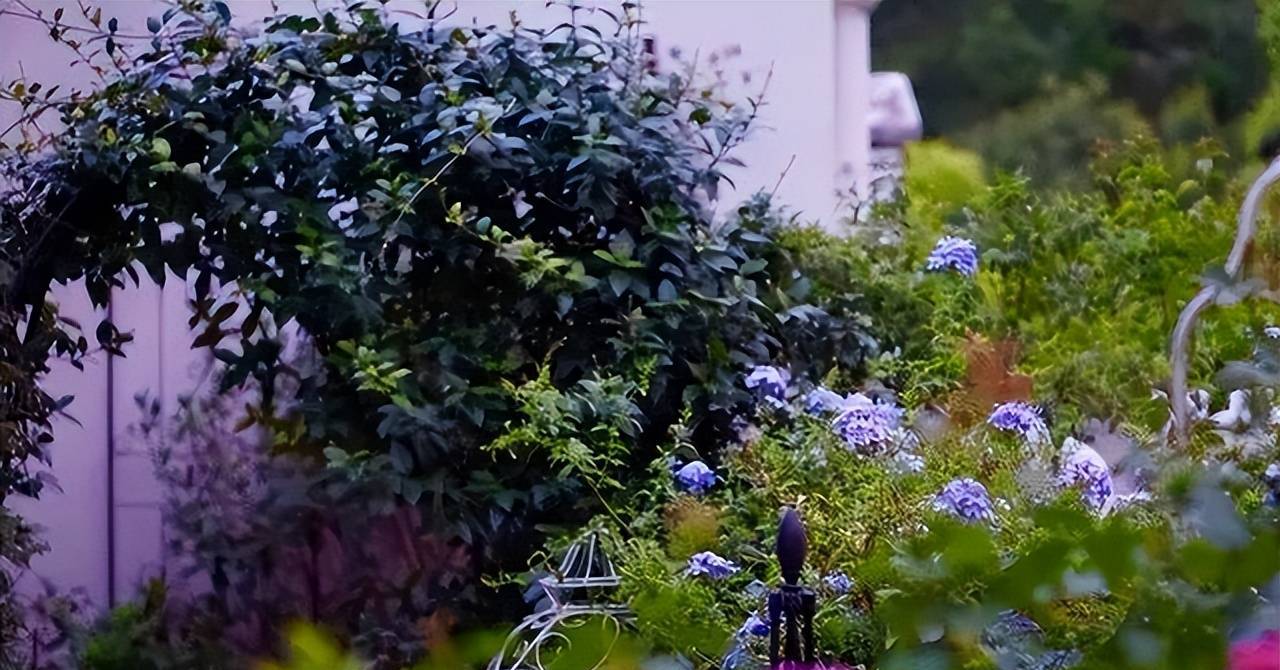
[804,387,849,415]
[932,477,997,523]
[0,0,875,649]
[830,394,905,454]
[580,142,1280,670]
[1056,438,1115,509]
[746,365,792,408]
[675,461,717,495]
[924,235,979,276]
[987,401,1051,445]
[2,4,1279,670]
[684,551,740,580]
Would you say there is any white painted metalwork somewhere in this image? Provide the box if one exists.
[488,532,632,670]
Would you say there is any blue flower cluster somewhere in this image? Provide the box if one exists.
[745,365,790,408]
[925,236,979,276]
[892,449,926,474]
[685,551,740,579]
[738,613,770,638]
[933,478,996,523]
[1056,439,1113,510]
[823,571,853,594]
[987,402,1050,445]
[1264,463,1280,507]
[804,387,848,415]
[831,394,904,454]
[674,460,716,495]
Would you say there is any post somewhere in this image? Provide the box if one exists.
[768,507,817,668]
[833,0,881,202]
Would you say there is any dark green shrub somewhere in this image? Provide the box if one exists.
[0,0,873,638]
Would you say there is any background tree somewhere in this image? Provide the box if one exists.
[874,0,1272,184]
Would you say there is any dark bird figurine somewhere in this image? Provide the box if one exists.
[769,507,816,667]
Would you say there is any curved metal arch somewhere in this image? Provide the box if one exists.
[1170,157,1280,443]
[487,605,632,670]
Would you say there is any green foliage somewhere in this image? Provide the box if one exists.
[875,0,1272,186]
[615,538,733,662]
[1159,85,1219,146]
[264,618,654,670]
[78,580,217,670]
[260,625,368,670]
[1243,84,1280,159]
[875,497,1280,669]
[793,140,1280,426]
[3,4,1279,670]
[961,78,1150,189]
[1262,0,1280,72]
[593,395,1280,669]
[875,0,1271,137]
[903,140,988,215]
[0,0,873,639]
[577,140,1280,669]
[486,367,641,491]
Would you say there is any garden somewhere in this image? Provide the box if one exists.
[0,1,1279,669]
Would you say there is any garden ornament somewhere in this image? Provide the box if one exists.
[768,507,817,668]
[1170,155,1280,444]
[488,532,631,670]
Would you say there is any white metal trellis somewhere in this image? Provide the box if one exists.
[488,532,633,670]
[1170,157,1280,443]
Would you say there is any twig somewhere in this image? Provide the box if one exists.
[703,62,772,176]
[770,154,796,199]
[380,98,519,257]
[0,2,154,40]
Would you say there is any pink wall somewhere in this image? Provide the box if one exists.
[1,0,878,607]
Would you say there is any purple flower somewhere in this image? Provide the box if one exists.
[1056,439,1113,510]
[1263,462,1280,507]
[739,613,770,637]
[831,394,904,454]
[933,478,996,523]
[987,402,1050,445]
[685,551,739,579]
[745,365,790,407]
[804,387,848,415]
[926,236,979,276]
[892,449,926,474]
[823,571,853,594]
[674,460,716,495]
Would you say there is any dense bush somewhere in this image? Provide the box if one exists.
[0,0,873,659]
[255,139,1280,670]
[2,3,1279,669]
[787,139,1280,429]
[959,78,1150,189]
[570,141,1280,669]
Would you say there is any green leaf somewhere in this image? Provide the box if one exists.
[608,271,630,297]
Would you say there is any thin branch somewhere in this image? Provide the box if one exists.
[380,98,519,258]
[703,62,773,176]
[770,154,796,200]
[1,1,157,40]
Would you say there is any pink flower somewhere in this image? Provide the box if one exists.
[1229,630,1280,670]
